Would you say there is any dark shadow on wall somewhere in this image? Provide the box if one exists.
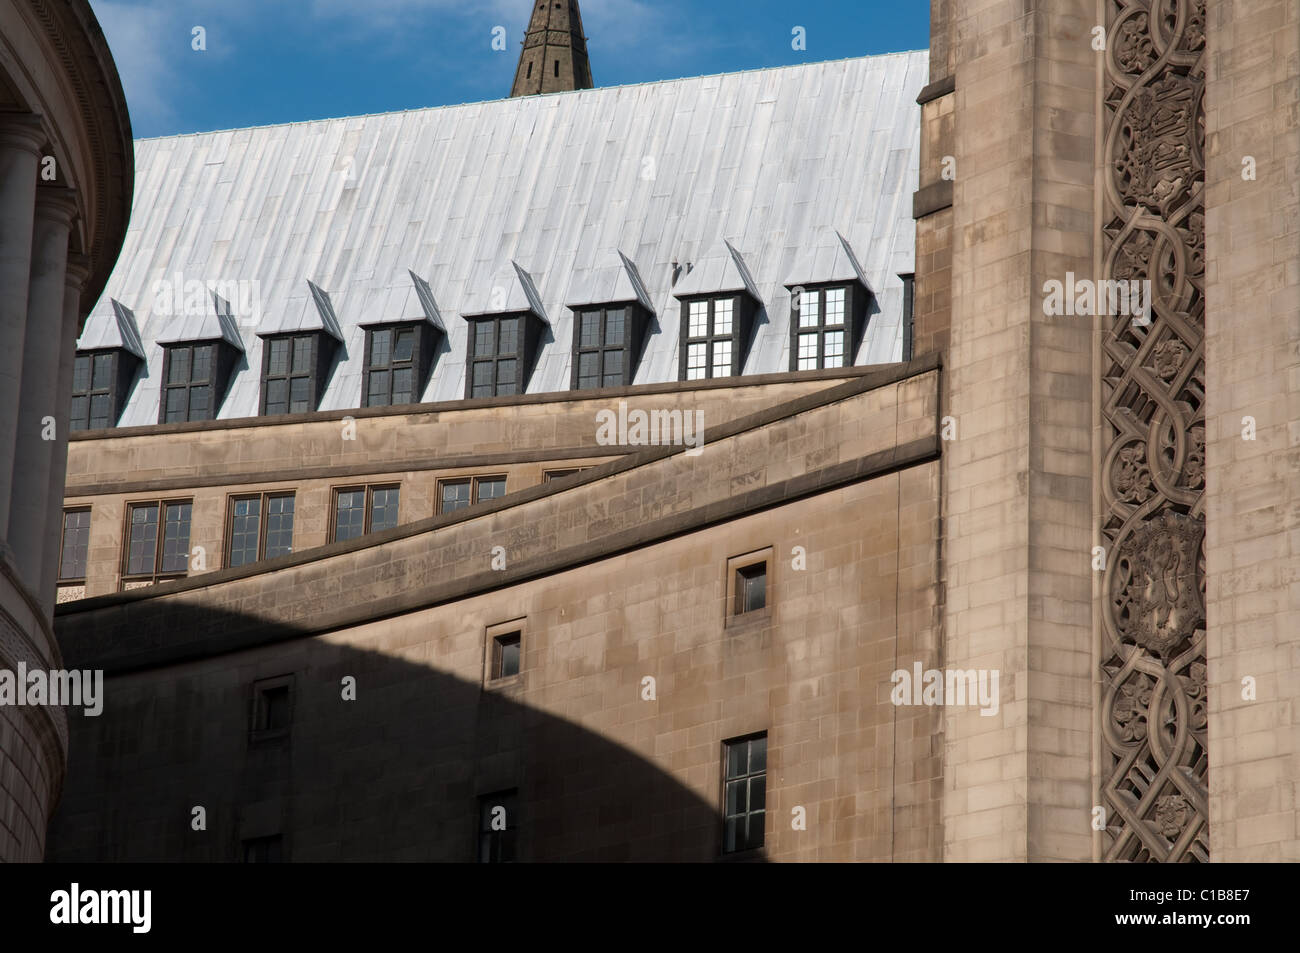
[46,602,761,863]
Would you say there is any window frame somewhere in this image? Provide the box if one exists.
[225,491,297,568]
[484,618,526,689]
[69,350,116,431]
[725,547,773,628]
[476,788,519,863]
[259,332,322,417]
[120,498,194,587]
[360,321,434,408]
[542,466,591,482]
[329,483,402,543]
[678,293,753,381]
[569,303,650,391]
[57,507,92,583]
[463,312,544,399]
[786,281,871,372]
[720,732,768,857]
[250,674,295,744]
[436,474,508,515]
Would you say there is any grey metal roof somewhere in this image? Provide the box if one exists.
[83,51,928,425]
[78,299,146,358]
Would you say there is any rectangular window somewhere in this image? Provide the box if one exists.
[736,563,767,614]
[162,344,217,423]
[332,484,400,542]
[242,835,284,863]
[58,508,92,581]
[491,631,521,680]
[70,352,115,431]
[572,306,631,390]
[123,500,192,584]
[363,324,422,407]
[250,674,294,742]
[681,296,741,380]
[261,333,318,416]
[792,285,854,371]
[722,733,767,854]
[467,316,523,398]
[437,475,507,514]
[478,790,518,863]
[227,492,296,567]
[543,467,591,482]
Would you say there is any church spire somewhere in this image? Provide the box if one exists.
[510,0,593,97]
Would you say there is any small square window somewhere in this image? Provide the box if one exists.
[492,632,521,680]
[726,547,773,624]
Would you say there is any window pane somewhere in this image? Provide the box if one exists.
[496,318,518,356]
[370,487,400,532]
[188,384,211,420]
[126,504,159,575]
[798,333,819,371]
[799,290,819,328]
[89,394,112,430]
[393,329,415,363]
[228,497,261,568]
[334,490,366,542]
[292,336,313,373]
[725,779,745,816]
[369,328,391,367]
[495,635,520,678]
[441,481,471,513]
[391,367,413,405]
[496,359,517,395]
[473,321,493,357]
[579,311,600,348]
[266,378,288,416]
[69,395,89,431]
[688,301,708,338]
[577,351,600,390]
[824,287,846,326]
[160,502,192,573]
[746,810,765,850]
[165,388,188,423]
[191,346,212,383]
[471,362,494,398]
[59,510,91,580]
[367,369,390,407]
[712,339,732,378]
[686,343,707,380]
[92,353,113,390]
[268,338,289,376]
[264,494,295,558]
[713,298,734,335]
[73,355,91,393]
[167,347,191,384]
[726,743,746,779]
[824,330,845,368]
[603,308,625,346]
[750,735,767,773]
[602,349,623,388]
[289,377,310,413]
[476,477,506,503]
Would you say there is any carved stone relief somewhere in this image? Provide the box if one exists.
[1100,0,1207,862]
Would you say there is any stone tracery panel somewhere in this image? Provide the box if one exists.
[1099,0,1207,863]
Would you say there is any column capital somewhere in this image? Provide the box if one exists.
[0,112,46,155]
[64,252,92,293]
[33,186,79,229]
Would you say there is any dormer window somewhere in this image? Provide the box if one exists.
[679,294,754,380]
[159,341,238,423]
[259,331,335,416]
[466,313,544,398]
[70,350,136,431]
[362,322,435,407]
[571,303,650,390]
[791,284,861,370]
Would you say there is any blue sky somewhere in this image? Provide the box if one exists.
[88,0,929,140]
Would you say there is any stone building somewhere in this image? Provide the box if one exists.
[0,0,132,862]
[39,0,1300,862]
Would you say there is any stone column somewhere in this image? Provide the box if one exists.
[8,188,77,593]
[39,254,90,612]
[0,114,46,547]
